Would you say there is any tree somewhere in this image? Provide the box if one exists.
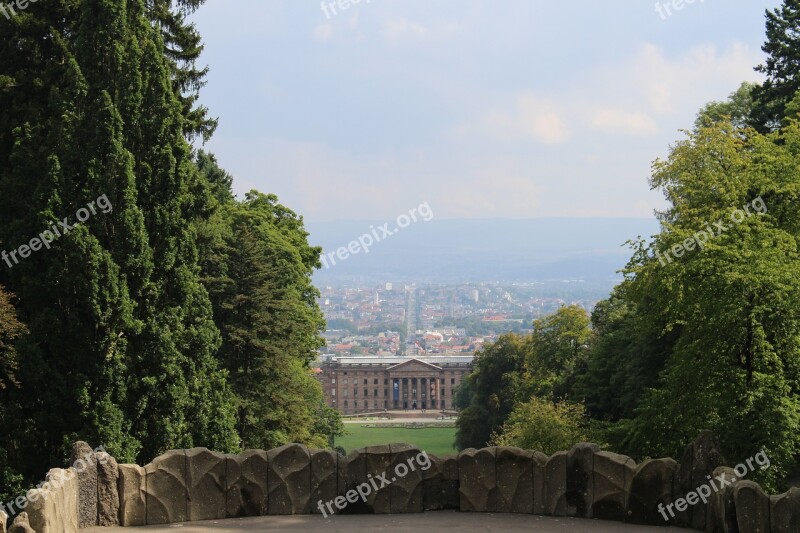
[574,289,676,422]
[616,119,800,490]
[0,285,25,392]
[0,285,26,504]
[525,305,592,400]
[752,1,800,131]
[696,82,756,130]
[148,0,218,141]
[489,397,592,455]
[0,0,238,476]
[199,187,329,449]
[455,334,529,450]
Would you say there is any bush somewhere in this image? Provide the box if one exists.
[489,396,596,455]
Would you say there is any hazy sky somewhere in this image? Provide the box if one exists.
[190,0,779,222]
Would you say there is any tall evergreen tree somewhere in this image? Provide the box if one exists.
[0,0,238,476]
[199,189,330,449]
[752,1,800,131]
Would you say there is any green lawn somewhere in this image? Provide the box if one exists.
[336,425,458,457]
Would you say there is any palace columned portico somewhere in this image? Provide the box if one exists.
[314,355,474,415]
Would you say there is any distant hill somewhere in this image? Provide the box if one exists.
[308,218,660,286]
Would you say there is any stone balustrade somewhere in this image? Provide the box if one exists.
[3,433,800,532]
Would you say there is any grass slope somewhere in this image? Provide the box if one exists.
[336,425,458,456]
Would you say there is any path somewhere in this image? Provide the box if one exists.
[86,512,692,532]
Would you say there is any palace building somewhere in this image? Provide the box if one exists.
[314,355,474,415]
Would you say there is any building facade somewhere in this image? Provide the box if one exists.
[315,355,474,415]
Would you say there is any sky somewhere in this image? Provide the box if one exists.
[189,0,780,222]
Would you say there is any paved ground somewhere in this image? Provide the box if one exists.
[86,512,691,532]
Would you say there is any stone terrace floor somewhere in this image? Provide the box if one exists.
[87,511,692,532]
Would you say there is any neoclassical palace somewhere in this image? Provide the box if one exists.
[315,355,474,415]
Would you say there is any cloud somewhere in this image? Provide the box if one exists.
[313,23,334,42]
[484,93,569,144]
[591,108,659,136]
[631,42,761,115]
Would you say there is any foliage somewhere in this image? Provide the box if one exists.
[454,334,529,450]
[525,305,592,400]
[612,119,800,490]
[489,397,594,455]
[752,0,800,130]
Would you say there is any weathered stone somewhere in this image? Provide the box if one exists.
[225,450,268,517]
[1,509,7,533]
[310,448,338,515]
[70,441,97,528]
[676,431,724,530]
[96,452,119,526]
[267,444,311,515]
[389,444,426,513]
[117,464,146,526]
[458,447,497,512]
[364,445,392,514]
[26,467,78,533]
[186,448,226,521]
[592,451,635,522]
[544,451,567,516]
[531,451,548,515]
[566,443,599,518]
[145,450,187,525]
[495,447,534,514]
[422,454,459,511]
[8,513,34,533]
[704,466,737,533]
[771,486,800,533]
[733,480,769,533]
[625,457,677,526]
[337,449,370,515]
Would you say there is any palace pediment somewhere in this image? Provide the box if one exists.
[386,358,442,373]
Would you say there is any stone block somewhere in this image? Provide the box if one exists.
[531,451,548,515]
[267,444,310,515]
[733,480,769,533]
[704,466,737,533]
[117,464,146,526]
[592,451,635,521]
[225,450,268,517]
[96,452,119,526]
[625,457,677,526]
[364,445,393,514]
[0,510,7,533]
[310,448,338,515]
[676,431,724,530]
[26,467,78,533]
[145,450,187,525]
[336,449,370,515]
[771,486,800,533]
[186,448,226,521]
[422,454,459,511]
[458,447,497,512]
[495,447,534,514]
[566,443,599,518]
[70,441,97,528]
[544,451,567,516]
[8,513,34,533]
[389,444,426,513]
